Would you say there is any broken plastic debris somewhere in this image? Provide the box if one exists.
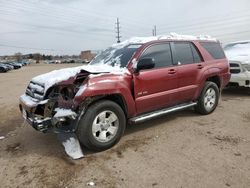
[57,133,84,159]
[0,136,5,140]
[87,181,95,186]
[54,108,77,118]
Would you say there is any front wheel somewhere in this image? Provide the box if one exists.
[77,100,126,151]
[195,81,220,115]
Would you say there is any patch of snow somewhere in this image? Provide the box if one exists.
[29,82,44,93]
[20,94,38,106]
[20,94,48,107]
[112,33,217,49]
[31,64,124,94]
[87,182,95,186]
[75,85,87,97]
[54,108,77,118]
[131,58,138,69]
[57,133,84,159]
[0,136,5,140]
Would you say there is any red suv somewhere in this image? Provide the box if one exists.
[19,35,230,151]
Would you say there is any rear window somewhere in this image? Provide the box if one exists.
[200,42,225,59]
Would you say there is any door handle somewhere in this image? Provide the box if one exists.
[197,64,203,69]
[168,69,176,74]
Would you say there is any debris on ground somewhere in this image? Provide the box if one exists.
[87,181,95,186]
[57,133,84,160]
[234,152,242,156]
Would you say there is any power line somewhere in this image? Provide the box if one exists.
[0,43,55,51]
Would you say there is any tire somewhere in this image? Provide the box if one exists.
[77,100,126,151]
[0,67,7,73]
[195,81,220,115]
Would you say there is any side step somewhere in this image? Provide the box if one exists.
[130,102,197,124]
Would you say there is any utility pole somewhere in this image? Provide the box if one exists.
[115,18,121,43]
[152,25,157,36]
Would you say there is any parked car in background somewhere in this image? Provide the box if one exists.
[0,64,9,73]
[6,62,21,69]
[224,41,250,88]
[20,34,230,151]
[1,63,13,71]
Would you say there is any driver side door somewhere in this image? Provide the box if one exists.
[133,43,179,114]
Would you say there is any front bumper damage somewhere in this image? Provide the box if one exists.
[19,94,84,159]
[19,94,79,133]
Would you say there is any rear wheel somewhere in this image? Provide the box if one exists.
[195,81,219,115]
[77,100,126,151]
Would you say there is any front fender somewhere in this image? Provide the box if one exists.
[74,76,136,117]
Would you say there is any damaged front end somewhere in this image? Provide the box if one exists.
[19,71,89,134]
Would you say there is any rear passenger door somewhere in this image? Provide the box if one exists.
[172,42,203,103]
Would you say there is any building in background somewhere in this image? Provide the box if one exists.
[80,50,96,62]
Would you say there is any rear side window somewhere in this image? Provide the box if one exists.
[174,42,202,64]
[190,44,202,63]
[200,42,225,59]
[140,43,173,68]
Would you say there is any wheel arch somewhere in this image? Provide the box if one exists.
[206,75,221,90]
[80,94,128,118]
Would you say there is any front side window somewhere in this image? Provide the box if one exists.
[140,43,173,68]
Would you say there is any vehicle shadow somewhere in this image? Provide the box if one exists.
[124,108,197,136]
[222,87,250,97]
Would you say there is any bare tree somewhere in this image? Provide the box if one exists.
[33,53,41,64]
[14,52,22,62]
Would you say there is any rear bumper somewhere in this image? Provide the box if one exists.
[19,94,78,133]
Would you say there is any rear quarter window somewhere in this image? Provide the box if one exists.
[200,42,226,59]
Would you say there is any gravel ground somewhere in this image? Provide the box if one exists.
[0,63,250,188]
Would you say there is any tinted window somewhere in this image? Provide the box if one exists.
[200,42,225,59]
[174,42,194,65]
[190,44,202,63]
[140,43,173,68]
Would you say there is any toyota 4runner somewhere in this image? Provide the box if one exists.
[19,34,230,151]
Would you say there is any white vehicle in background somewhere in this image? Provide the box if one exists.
[224,41,250,88]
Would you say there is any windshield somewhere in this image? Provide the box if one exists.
[89,44,141,68]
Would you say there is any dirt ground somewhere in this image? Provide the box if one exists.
[0,63,250,188]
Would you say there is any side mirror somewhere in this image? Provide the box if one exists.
[135,58,155,73]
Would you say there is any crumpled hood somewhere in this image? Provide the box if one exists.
[31,64,124,92]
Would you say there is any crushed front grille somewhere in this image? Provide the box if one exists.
[25,81,45,101]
